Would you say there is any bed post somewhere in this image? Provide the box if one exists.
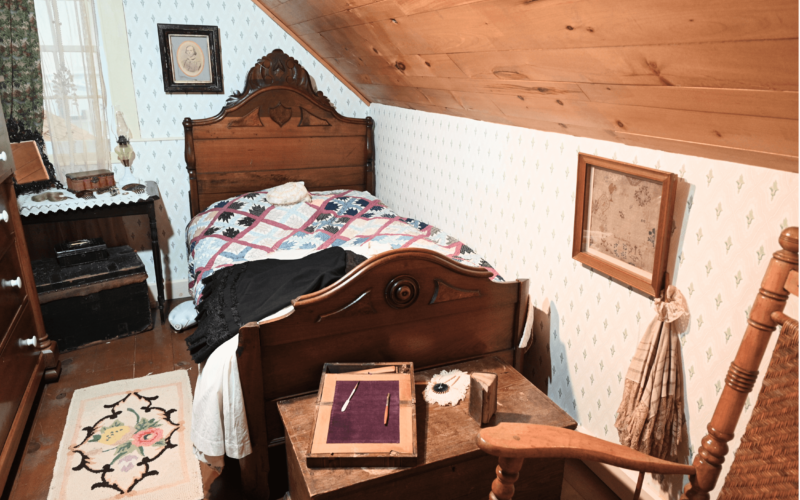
[183,117,200,217]
[681,227,798,499]
[238,322,271,499]
[365,116,375,195]
[513,279,530,372]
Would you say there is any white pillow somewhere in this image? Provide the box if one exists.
[169,300,198,331]
[266,181,311,206]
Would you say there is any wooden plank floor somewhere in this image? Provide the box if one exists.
[2,306,617,500]
[2,307,245,500]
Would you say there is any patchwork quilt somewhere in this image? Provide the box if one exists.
[187,189,501,304]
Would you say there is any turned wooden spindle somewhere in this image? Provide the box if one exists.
[490,457,524,500]
[681,227,798,500]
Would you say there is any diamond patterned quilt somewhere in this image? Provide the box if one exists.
[187,189,501,303]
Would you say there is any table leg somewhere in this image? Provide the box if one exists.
[147,202,166,323]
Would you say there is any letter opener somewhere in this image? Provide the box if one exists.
[341,381,359,412]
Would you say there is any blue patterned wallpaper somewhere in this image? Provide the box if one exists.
[371,103,798,499]
[115,0,368,297]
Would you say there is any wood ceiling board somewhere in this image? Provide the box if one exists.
[578,85,799,120]
[252,0,371,104]
[254,0,798,169]
[448,39,798,90]
[297,33,347,58]
[489,93,614,131]
[475,0,797,51]
[592,102,798,156]
[293,0,406,36]
[361,75,590,100]
[616,132,799,173]
[374,8,506,55]
[395,0,488,16]
[356,83,432,105]
[321,21,403,59]
[417,87,463,109]
[490,92,798,155]
[373,98,619,142]
[271,0,381,26]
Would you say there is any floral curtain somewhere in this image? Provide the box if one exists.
[35,0,110,181]
[0,0,46,133]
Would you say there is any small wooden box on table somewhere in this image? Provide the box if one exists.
[278,356,577,500]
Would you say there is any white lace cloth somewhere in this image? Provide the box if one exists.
[17,188,150,216]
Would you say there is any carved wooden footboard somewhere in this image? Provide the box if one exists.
[237,248,529,498]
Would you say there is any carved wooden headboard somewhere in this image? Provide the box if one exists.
[183,49,375,217]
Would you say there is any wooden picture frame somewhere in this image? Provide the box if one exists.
[572,153,677,298]
[6,117,63,195]
[307,362,417,468]
[157,24,223,94]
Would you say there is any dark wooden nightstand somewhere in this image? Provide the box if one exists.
[278,356,577,500]
[20,181,166,323]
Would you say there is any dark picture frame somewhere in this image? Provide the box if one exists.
[6,117,64,195]
[572,153,677,298]
[157,24,223,94]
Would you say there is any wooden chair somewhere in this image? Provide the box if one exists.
[478,227,798,500]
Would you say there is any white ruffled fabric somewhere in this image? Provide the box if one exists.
[615,285,688,459]
[423,369,470,407]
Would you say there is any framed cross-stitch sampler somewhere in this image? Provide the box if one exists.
[572,154,678,298]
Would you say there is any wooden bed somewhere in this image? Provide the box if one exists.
[183,50,530,499]
[183,49,375,216]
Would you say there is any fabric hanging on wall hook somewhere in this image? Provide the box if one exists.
[615,285,690,459]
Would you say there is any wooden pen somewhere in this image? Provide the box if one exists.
[384,393,390,425]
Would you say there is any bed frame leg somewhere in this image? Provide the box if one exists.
[238,322,271,499]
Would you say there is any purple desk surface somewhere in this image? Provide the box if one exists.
[327,380,400,444]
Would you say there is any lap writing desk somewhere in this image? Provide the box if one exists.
[278,356,577,500]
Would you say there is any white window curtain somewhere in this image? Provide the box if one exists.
[35,0,110,182]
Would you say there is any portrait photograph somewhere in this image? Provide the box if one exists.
[157,24,223,93]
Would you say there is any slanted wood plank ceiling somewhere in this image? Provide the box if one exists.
[254,0,798,172]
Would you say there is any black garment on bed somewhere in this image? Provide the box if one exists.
[186,247,366,364]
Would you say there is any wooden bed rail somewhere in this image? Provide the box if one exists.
[682,226,798,499]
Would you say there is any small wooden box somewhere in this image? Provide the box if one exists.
[469,372,498,426]
[65,169,115,192]
[307,362,416,468]
[54,238,109,267]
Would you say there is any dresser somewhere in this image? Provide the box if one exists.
[0,110,60,494]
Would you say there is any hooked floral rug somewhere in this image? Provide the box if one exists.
[48,370,202,500]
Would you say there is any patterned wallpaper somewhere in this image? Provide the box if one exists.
[370,103,798,499]
[104,4,797,495]
[112,0,368,296]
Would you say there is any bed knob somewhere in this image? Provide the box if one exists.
[385,276,419,309]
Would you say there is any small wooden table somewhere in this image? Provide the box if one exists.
[20,181,166,323]
[278,356,577,500]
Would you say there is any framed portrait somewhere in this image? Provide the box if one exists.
[157,24,223,93]
[572,154,678,298]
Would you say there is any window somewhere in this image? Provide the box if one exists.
[36,0,110,181]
